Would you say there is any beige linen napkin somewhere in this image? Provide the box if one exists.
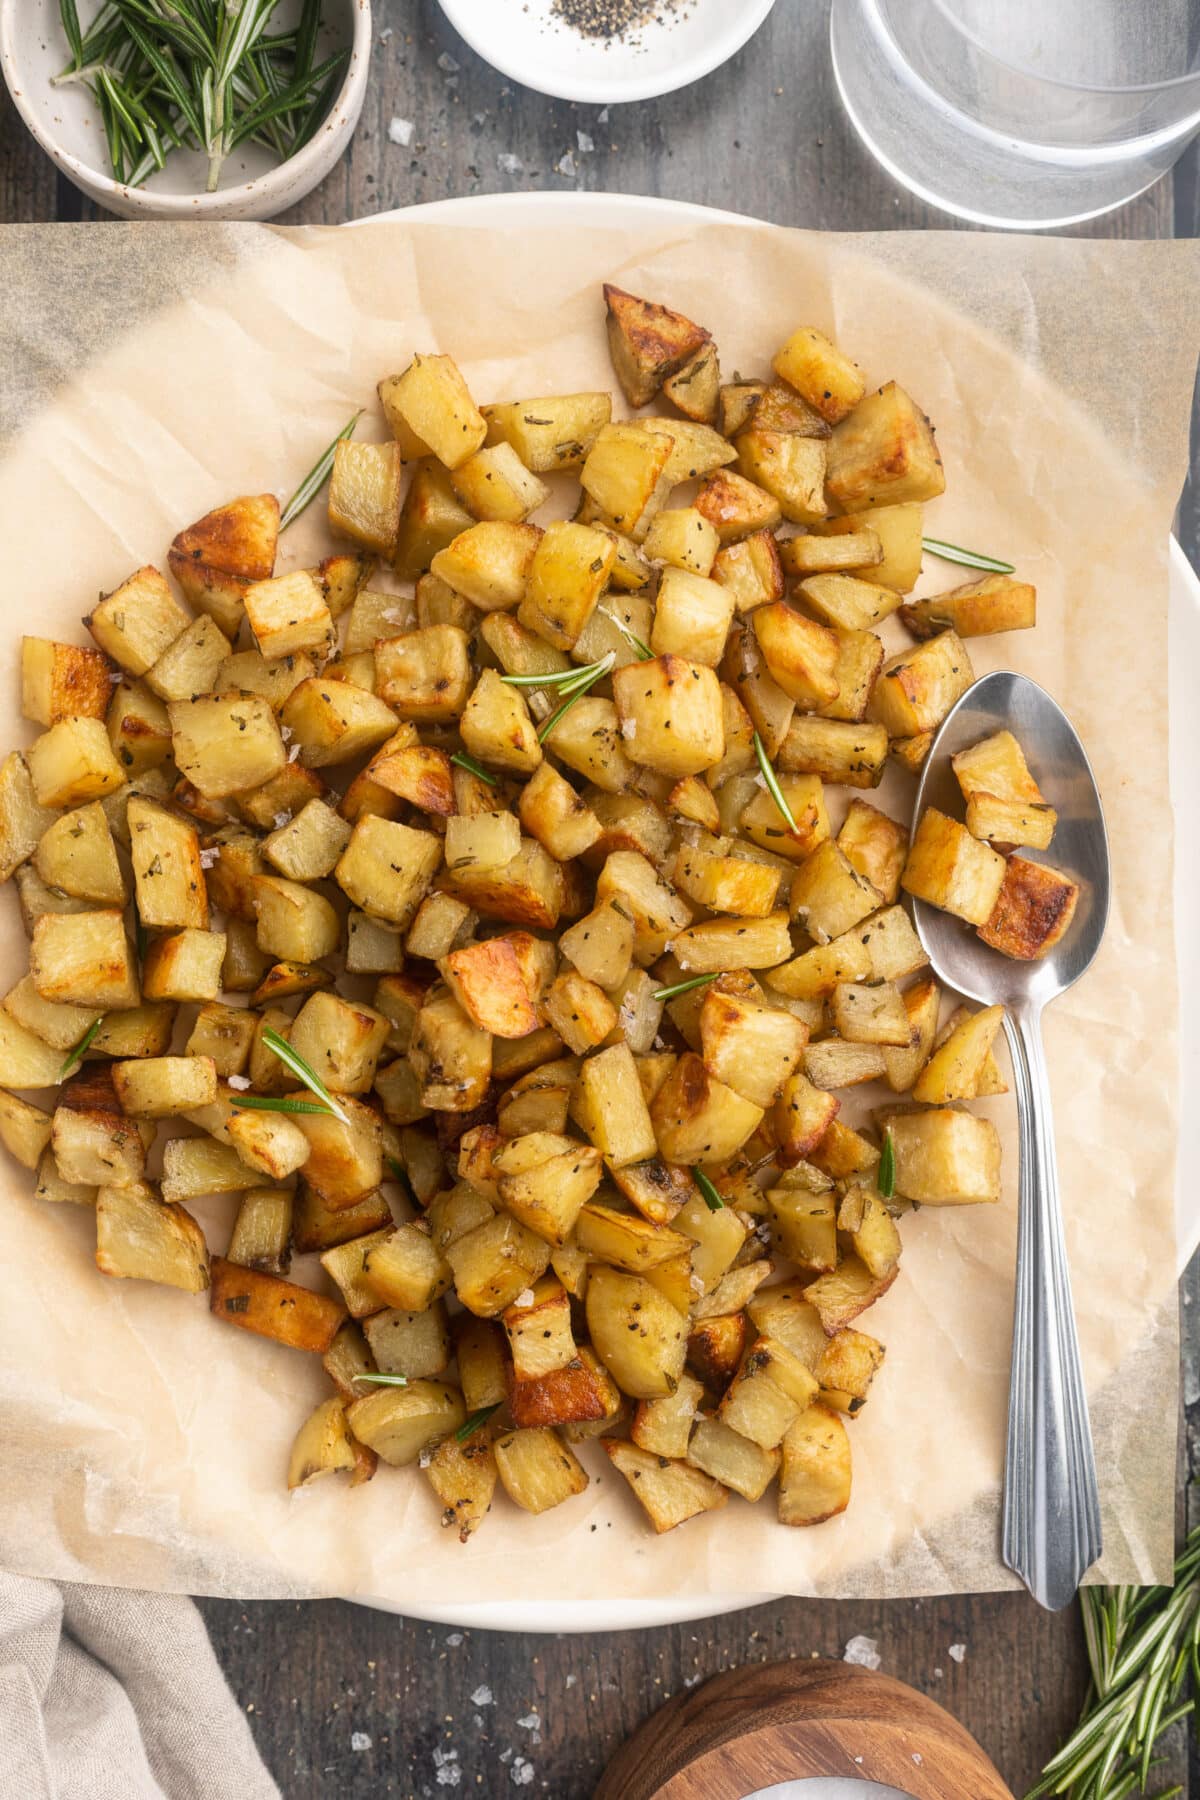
[0,1573,278,1800]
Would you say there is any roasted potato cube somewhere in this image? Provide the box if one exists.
[0,753,56,881]
[815,1328,886,1417]
[328,440,402,555]
[575,1203,691,1273]
[460,670,541,777]
[28,717,126,810]
[804,1255,896,1336]
[850,903,928,983]
[437,833,564,931]
[34,1147,94,1205]
[224,1185,293,1277]
[111,1054,216,1117]
[835,799,907,903]
[869,630,974,739]
[773,326,865,424]
[688,1416,779,1500]
[670,911,792,973]
[737,429,827,526]
[902,807,1006,926]
[661,341,721,422]
[430,520,542,613]
[778,1403,852,1524]
[107,680,173,777]
[687,1310,748,1385]
[803,1039,886,1090]
[541,696,635,794]
[348,1379,465,1465]
[502,1277,578,1380]
[580,424,674,541]
[643,507,719,578]
[880,974,940,1093]
[799,572,901,635]
[842,1185,902,1280]
[603,283,710,407]
[240,569,333,663]
[814,628,882,726]
[586,1265,687,1398]
[141,928,225,1002]
[595,849,690,963]
[611,655,723,778]
[572,588,655,669]
[375,626,471,723]
[33,801,124,907]
[912,1003,1004,1102]
[952,729,1055,850]
[169,695,285,799]
[286,1397,357,1490]
[649,568,735,668]
[450,441,548,524]
[881,1107,1002,1205]
[829,981,912,1046]
[813,500,924,592]
[278,681,398,774]
[0,1088,52,1168]
[384,354,486,470]
[294,1183,391,1260]
[483,390,612,471]
[288,991,390,1095]
[95,1181,209,1292]
[248,875,337,965]
[334,814,442,928]
[85,566,191,677]
[826,381,945,511]
[719,1337,819,1449]
[782,531,883,578]
[631,1372,705,1459]
[791,841,881,942]
[902,572,1036,640]
[142,614,230,706]
[557,896,633,991]
[650,1052,763,1166]
[451,1314,507,1408]
[292,1097,383,1211]
[778,715,888,789]
[167,492,278,634]
[393,459,476,582]
[694,467,782,546]
[493,1426,588,1513]
[740,772,829,863]
[424,1432,497,1542]
[0,1009,72,1087]
[699,983,808,1109]
[890,731,933,775]
[570,1040,659,1168]
[770,1070,841,1163]
[30,909,138,1011]
[765,933,870,1002]
[127,797,207,930]
[710,530,785,617]
[409,990,492,1112]
[638,416,736,487]
[543,971,617,1054]
[767,1184,837,1271]
[22,636,113,727]
[720,620,794,756]
[444,811,521,877]
[358,1222,450,1313]
[752,603,840,709]
[446,1212,552,1315]
[605,1440,726,1532]
[439,938,537,1039]
[494,1130,603,1244]
[262,799,352,883]
[978,854,1079,961]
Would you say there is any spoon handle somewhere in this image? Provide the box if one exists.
[1001,1006,1102,1611]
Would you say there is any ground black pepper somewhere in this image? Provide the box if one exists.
[550,0,680,43]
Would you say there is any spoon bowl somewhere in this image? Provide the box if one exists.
[910,670,1110,1009]
[909,669,1110,1612]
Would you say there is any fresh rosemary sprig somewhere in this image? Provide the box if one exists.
[456,1402,502,1443]
[58,1016,105,1082]
[261,1026,350,1125]
[877,1128,896,1200]
[536,651,617,744]
[753,730,803,840]
[922,537,1015,575]
[229,1094,331,1115]
[693,1168,725,1212]
[352,1372,408,1389]
[279,410,362,531]
[450,750,499,787]
[1028,1521,1200,1800]
[653,972,719,1004]
[54,0,349,192]
[501,654,614,690]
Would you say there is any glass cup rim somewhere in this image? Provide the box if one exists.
[917,0,1200,99]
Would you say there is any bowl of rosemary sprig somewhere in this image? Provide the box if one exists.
[0,0,371,220]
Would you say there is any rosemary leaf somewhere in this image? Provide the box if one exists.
[58,1016,105,1082]
[456,1402,502,1443]
[922,536,1015,575]
[693,1169,725,1212]
[597,606,653,661]
[279,409,362,531]
[261,1026,350,1125]
[60,0,84,68]
[352,1372,409,1389]
[653,972,719,1004]
[502,655,612,690]
[450,750,498,787]
[229,1094,331,1115]
[537,652,616,744]
[753,730,803,840]
[877,1128,896,1200]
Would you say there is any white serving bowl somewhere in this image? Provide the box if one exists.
[0,0,371,221]
[436,0,777,105]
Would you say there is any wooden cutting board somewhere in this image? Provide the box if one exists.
[594,1658,1015,1800]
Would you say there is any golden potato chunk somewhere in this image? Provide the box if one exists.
[440,937,538,1039]
[328,439,402,555]
[603,283,710,408]
[28,718,126,809]
[586,1266,687,1398]
[450,441,548,523]
[773,326,865,424]
[22,638,113,726]
[580,423,674,541]
[31,910,139,1010]
[650,1051,764,1166]
[753,603,840,709]
[978,855,1079,961]
[778,1404,852,1525]
[825,381,945,512]
[736,429,827,526]
[375,625,471,722]
[96,1183,209,1293]
[611,655,724,778]
[883,1107,1001,1205]
[902,572,1036,640]
[869,630,973,738]
[86,565,190,676]
[169,695,285,800]
[901,807,1007,926]
[604,1440,727,1532]
[168,493,279,636]
[699,983,808,1109]
[482,390,612,471]
[382,353,486,470]
[519,520,617,649]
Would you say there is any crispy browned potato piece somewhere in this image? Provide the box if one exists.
[603,284,711,407]
[209,1255,346,1351]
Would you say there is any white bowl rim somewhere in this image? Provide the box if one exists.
[434,0,778,105]
[0,0,372,216]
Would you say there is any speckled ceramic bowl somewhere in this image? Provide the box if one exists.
[0,0,371,221]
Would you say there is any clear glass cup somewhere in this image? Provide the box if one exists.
[829,0,1200,228]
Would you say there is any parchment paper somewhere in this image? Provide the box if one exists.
[0,219,1196,1605]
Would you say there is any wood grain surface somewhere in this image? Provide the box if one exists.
[2,2,1198,1796]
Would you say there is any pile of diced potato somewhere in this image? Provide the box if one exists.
[0,282,1053,1539]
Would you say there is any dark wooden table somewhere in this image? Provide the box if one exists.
[3,3,1198,1795]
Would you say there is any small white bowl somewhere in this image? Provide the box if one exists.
[436,0,777,105]
[0,0,371,221]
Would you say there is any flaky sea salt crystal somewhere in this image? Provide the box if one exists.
[516,1712,539,1731]
[949,1643,966,1663]
[228,1074,251,1091]
[844,1635,882,1671]
[287,742,301,762]
[510,1761,534,1789]
[351,1732,372,1752]
[577,130,594,154]
[512,1289,535,1309]
[437,51,460,72]
[388,117,414,147]
[199,847,219,868]
[497,152,524,175]
[470,1685,493,1707]
[273,811,292,829]
[555,150,577,178]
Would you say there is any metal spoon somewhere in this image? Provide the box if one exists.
[909,670,1110,1611]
